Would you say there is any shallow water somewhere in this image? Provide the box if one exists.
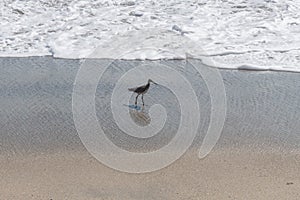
[0,57,300,156]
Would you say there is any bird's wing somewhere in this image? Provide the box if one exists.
[134,85,148,93]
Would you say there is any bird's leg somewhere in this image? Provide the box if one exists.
[142,94,144,106]
[135,94,140,105]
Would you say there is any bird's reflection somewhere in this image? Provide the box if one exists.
[129,106,151,126]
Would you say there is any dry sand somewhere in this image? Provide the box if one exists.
[1,148,300,200]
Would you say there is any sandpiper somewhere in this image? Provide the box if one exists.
[128,79,157,106]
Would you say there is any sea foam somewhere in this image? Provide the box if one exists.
[1,0,300,72]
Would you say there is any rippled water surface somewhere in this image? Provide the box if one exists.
[1,57,300,155]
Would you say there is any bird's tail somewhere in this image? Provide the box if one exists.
[128,87,136,92]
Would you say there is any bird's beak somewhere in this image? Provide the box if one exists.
[153,81,158,85]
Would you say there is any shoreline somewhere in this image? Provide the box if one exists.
[1,55,300,73]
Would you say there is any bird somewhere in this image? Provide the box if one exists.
[128,79,157,106]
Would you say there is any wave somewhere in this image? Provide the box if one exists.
[1,0,300,72]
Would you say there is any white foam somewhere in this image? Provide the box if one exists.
[1,0,300,72]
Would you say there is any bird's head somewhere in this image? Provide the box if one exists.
[148,79,158,85]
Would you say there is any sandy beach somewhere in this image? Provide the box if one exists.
[0,57,300,199]
[1,148,300,200]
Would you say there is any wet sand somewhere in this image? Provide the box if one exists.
[0,57,300,199]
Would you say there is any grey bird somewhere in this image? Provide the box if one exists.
[128,79,158,106]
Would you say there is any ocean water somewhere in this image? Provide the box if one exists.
[1,0,300,72]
